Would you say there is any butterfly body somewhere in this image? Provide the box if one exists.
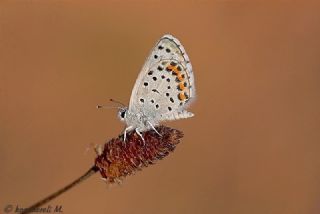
[118,34,195,141]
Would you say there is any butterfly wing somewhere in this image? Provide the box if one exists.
[128,34,195,125]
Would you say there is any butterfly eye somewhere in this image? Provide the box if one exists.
[120,111,126,118]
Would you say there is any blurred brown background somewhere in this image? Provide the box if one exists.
[1,1,320,214]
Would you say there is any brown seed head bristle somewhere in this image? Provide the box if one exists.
[94,125,184,183]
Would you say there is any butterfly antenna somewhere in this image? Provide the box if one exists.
[109,99,126,107]
[96,99,126,109]
[96,105,120,109]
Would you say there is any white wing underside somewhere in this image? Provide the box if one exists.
[127,34,195,129]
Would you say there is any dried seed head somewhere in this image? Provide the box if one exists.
[94,126,184,183]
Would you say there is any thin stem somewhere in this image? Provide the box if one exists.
[21,166,99,214]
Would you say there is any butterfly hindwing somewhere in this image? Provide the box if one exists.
[128,34,195,125]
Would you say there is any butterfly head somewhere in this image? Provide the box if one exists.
[117,107,128,122]
[97,99,128,122]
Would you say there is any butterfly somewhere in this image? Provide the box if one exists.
[117,34,195,142]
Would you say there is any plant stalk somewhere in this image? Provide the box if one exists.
[21,166,99,214]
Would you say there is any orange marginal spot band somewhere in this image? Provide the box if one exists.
[178,82,185,91]
[177,74,184,81]
[178,92,186,101]
[167,65,181,76]
[167,65,174,71]
[172,69,180,75]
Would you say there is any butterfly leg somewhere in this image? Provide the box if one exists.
[147,121,162,136]
[123,126,133,142]
[135,128,145,145]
